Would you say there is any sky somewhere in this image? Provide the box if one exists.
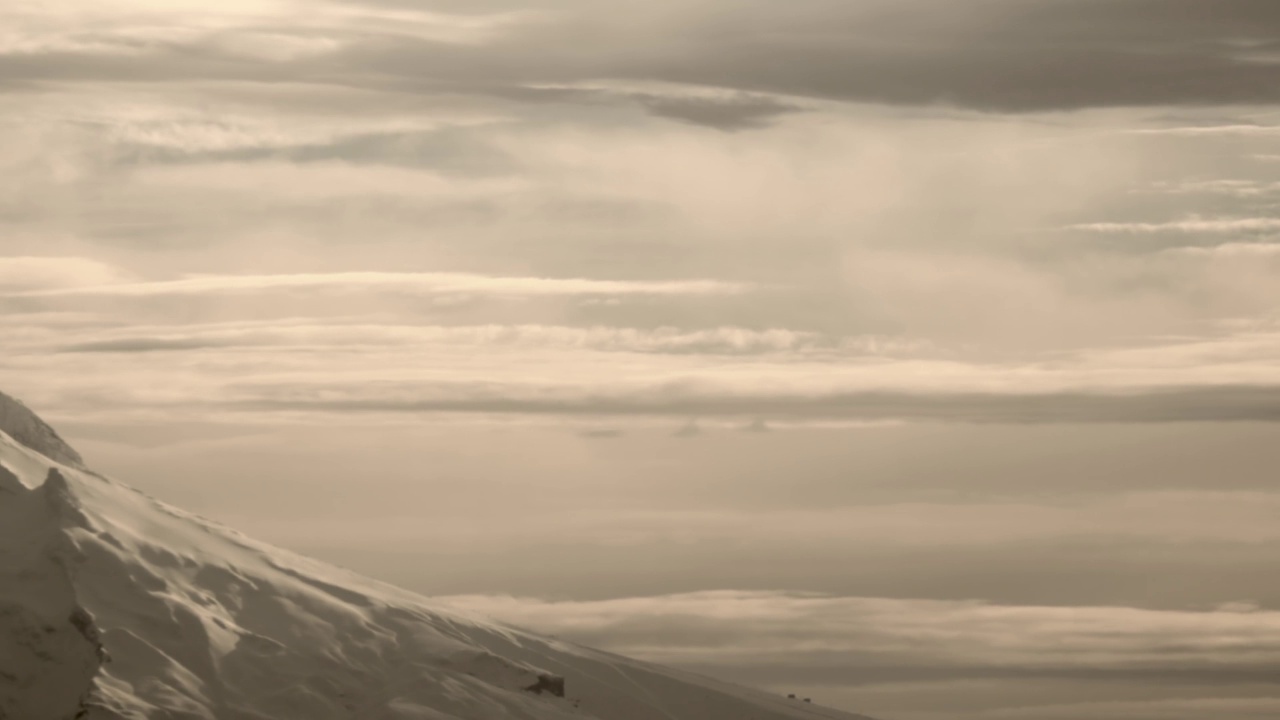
[3,0,1280,717]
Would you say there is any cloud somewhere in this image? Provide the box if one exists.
[612,0,1280,112]
[672,419,702,438]
[432,589,1280,684]
[632,93,803,131]
[16,314,1280,427]
[514,83,805,130]
[8,0,1280,114]
[1134,125,1280,137]
[17,271,749,299]
[235,382,1280,425]
[579,428,623,439]
[1171,243,1280,257]
[48,322,872,357]
[1145,180,1280,198]
[967,697,1280,720]
[60,338,217,353]
[1071,217,1280,234]
[138,127,515,175]
[0,256,125,290]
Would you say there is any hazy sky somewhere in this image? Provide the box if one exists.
[4,1,1280,718]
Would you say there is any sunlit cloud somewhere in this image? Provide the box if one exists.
[1071,217,1280,234]
[1145,180,1280,198]
[0,256,128,290]
[1170,243,1280,257]
[1132,125,1280,136]
[16,271,750,299]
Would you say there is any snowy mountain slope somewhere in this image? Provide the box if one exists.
[0,392,82,468]
[0,397,876,720]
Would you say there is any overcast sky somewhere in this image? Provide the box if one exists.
[4,1,1280,718]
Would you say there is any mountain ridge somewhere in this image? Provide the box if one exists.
[0,393,876,720]
[0,391,83,469]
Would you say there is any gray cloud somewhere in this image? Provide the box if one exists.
[672,419,702,437]
[7,0,1280,115]
[112,128,517,176]
[60,338,220,353]
[470,84,805,130]
[578,428,623,439]
[632,94,803,131]
[237,383,1280,425]
[591,0,1280,111]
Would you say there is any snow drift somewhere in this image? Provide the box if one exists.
[0,391,874,720]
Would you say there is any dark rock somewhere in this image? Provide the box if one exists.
[69,607,106,662]
[524,674,566,698]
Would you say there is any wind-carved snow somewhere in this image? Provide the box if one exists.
[0,394,875,720]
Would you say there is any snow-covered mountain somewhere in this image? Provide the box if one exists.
[0,391,876,720]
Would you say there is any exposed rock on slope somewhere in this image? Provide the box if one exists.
[0,393,875,720]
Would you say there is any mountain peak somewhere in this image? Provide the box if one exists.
[0,391,83,468]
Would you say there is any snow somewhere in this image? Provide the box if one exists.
[0,460,101,720]
[0,392,83,469]
[0,395,877,720]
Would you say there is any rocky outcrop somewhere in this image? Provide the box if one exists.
[525,674,567,698]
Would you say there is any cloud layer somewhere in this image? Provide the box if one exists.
[435,591,1280,720]
[6,0,1280,114]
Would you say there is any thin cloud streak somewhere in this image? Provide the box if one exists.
[1171,243,1280,257]
[236,383,1280,425]
[16,271,750,298]
[50,324,887,357]
[1132,125,1280,136]
[1071,218,1280,234]
[1146,180,1280,198]
[22,318,928,358]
